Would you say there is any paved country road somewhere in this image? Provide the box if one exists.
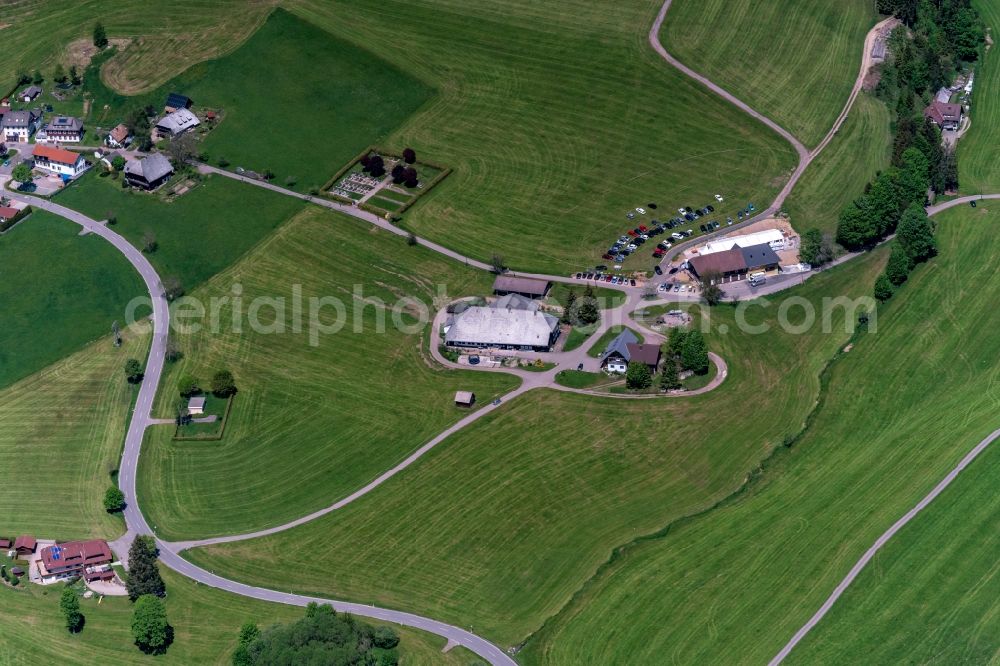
[7,190,517,666]
[11,5,997,663]
[769,426,1000,665]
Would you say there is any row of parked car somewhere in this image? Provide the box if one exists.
[574,271,638,286]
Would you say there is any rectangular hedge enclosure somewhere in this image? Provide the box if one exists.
[324,146,450,218]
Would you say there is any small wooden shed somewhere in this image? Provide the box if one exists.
[454,391,476,407]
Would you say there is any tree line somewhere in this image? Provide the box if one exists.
[232,602,401,665]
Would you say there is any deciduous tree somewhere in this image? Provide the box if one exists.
[659,360,681,391]
[402,147,416,164]
[896,203,937,262]
[873,274,894,302]
[103,486,125,513]
[211,370,237,397]
[124,358,143,383]
[626,361,652,389]
[131,594,171,654]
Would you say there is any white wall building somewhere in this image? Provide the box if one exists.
[697,229,786,257]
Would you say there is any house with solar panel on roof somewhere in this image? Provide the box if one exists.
[164,92,192,113]
[37,539,115,583]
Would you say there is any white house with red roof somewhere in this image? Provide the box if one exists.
[33,144,87,178]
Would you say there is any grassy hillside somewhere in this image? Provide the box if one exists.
[958,0,1000,193]
[662,0,878,146]
[184,248,886,647]
[517,205,1000,664]
[5,1,795,273]
[55,172,303,291]
[0,324,148,539]
[79,9,433,188]
[0,567,470,665]
[788,430,1000,664]
[0,212,145,388]
[784,94,892,236]
[279,0,796,274]
[137,207,520,539]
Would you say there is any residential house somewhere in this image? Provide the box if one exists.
[492,275,551,299]
[124,153,174,190]
[923,101,963,131]
[38,540,115,582]
[601,328,640,373]
[33,144,87,178]
[164,92,192,113]
[19,85,41,102]
[626,343,662,372]
[0,206,21,223]
[106,123,131,148]
[155,108,199,136]
[13,535,36,556]
[454,391,476,407]
[444,305,560,351]
[2,109,39,142]
[41,115,84,143]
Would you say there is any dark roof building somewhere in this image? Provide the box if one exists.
[740,243,781,272]
[165,92,192,112]
[19,85,41,101]
[689,247,746,278]
[689,243,781,279]
[124,153,174,190]
[923,101,963,130]
[601,328,640,372]
[454,391,476,407]
[625,343,662,370]
[492,275,551,298]
[44,115,84,141]
[13,535,36,554]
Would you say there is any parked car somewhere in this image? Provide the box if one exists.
[638,224,648,231]
[639,233,649,240]
[674,283,681,292]
[596,264,608,270]
[628,230,637,237]
[685,206,693,213]
[636,207,646,215]
[684,213,695,221]
[699,224,707,232]
[627,212,635,219]
[627,243,638,250]
[668,266,679,275]
[706,204,715,212]
[648,202,658,209]
[630,279,636,286]
[654,265,663,275]
[677,207,686,214]
[726,217,733,225]
[575,272,582,279]
[714,194,724,202]
[605,275,613,282]
[671,232,683,240]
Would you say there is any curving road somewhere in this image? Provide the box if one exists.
[7,190,516,666]
[11,5,992,664]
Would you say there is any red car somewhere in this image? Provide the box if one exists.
[627,230,637,237]
[638,225,648,231]
[605,275,613,282]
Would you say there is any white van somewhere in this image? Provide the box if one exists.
[748,271,766,286]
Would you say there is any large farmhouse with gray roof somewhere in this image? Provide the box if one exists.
[688,242,780,280]
[124,153,174,190]
[155,108,200,136]
[445,305,560,351]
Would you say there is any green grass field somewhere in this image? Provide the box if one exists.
[516,205,1000,664]
[184,247,885,648]
[137,207,520,539]
[55,171,303,291]
[0,323,149,540]
[663,0,877,147]
[787,428,1000,664]
[784,94,893,236]
[278,0,796,274]
[958,0,1000,193]
[0,212,145,388]
[0,566,473,665]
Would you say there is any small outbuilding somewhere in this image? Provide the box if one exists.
[13,535,37,556]
[187,396,206,415]
[0,538,11,549]
[165,92,192,113]
[492,275,551,299]
[454,391,476,407]
[19,85,41,102]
